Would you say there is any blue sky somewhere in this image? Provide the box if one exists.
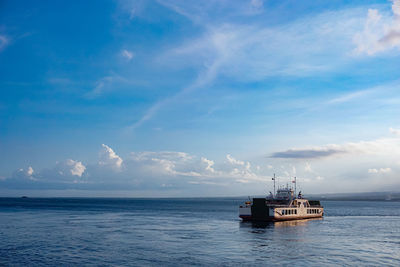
[1,0,400,197]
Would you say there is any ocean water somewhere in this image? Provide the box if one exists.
[0,198,399,266]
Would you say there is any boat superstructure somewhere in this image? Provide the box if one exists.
[239,176,324,221]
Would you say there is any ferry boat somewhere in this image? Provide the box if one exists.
[239,175,324,221]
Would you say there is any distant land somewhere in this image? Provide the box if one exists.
[0,191,399,201]
[305,192,400,201]
[237,192,400,201]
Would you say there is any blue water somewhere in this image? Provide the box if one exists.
[0,198,399,266]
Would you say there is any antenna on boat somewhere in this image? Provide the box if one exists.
[294,176,297,197]
[272,173,276,197]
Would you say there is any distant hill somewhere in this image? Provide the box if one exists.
[305,191,400,201]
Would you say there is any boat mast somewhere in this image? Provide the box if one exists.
[272,173,276,197]
[294,176,297,197]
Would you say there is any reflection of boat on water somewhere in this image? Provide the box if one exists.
[239,175,324,222]
[240,217,323,229]
[273,217,323,227]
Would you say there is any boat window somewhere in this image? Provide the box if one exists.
[295,209,297,214]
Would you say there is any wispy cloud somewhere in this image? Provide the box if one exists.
[130,46,223,129]
[85,74,132,98]
[328,88,376,104]
[0,35,9,52]
[250,0,263,9]
[121,49,134,61]
[131,5,368,128]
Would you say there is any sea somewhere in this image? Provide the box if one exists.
[0,198,399,266]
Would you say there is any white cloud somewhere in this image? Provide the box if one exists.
[305,162,312,172]
[12,166,36,181]
[65,159,86,177]
[201,157,215,173]
[390,127,400,135]
[26,166,34,176]
[126,150,266,184]
[99,144,123,170]
[368,167,391,174]
[46,159,87,181]
[121,49,134,61]
[226,154,245,165]
[353,0,400,55]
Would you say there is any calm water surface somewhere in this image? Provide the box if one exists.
[0,198,399,266]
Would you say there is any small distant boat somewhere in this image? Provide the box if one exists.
[21,196,29,199]
[239,175,324,222]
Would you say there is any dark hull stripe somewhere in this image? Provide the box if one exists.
[240,214,323,222]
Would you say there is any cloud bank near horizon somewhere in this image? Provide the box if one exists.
[3,128,400,195]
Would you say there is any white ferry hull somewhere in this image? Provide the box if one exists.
[239,198,324,222]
